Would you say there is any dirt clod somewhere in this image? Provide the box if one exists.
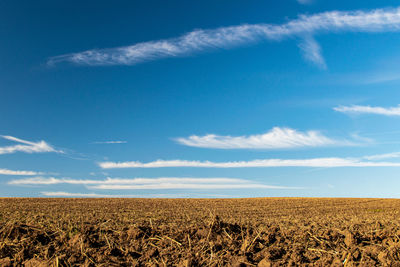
[258,258,272,267]
[0,257,12,267]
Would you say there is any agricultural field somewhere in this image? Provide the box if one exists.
[1,198,400,266]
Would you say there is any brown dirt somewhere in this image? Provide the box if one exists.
[1,198,400,266]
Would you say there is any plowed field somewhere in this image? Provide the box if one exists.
[1,198,400,266]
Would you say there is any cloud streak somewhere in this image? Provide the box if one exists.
[92,141,127,144]
[98,157,400,169]
[334,105,400,116]
[40,192,234,198]
[364,152,400,160]
[48,6,400,68]
[175,127,348,149]
[40,192,141,198]
[0,135,60,155]
[297,0,313,4]
[9,177,295,190]
[9,177,251,185]
[298,36,326,68]
[0,168,41,176]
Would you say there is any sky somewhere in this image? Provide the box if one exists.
[2,0,400,198]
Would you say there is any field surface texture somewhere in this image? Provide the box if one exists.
[0,198,400,266]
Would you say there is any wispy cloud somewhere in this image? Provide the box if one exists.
[297,0,313,4]
[40,192,141,198]
[92,141,127,144]
[98,157,400,169]
[9,177,64,185]
[40,192,234,198]
[364,152,400,160]
[91,183,290,190]
[0,168,41,176]
[363,72,400,84]
[10,177,296,190]
[48,6,400,68]
[334,105,400,116]
[175,127,350,149]
[0,135,60,155]
[9,177,250,185]
[298,36,326,68]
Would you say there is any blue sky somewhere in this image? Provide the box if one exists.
[3,0,400,197]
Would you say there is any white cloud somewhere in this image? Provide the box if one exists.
[9,177,250,185]
[9,177,63,185]
[334,105,400,116]
[91,183,288,190]
[0,135,60,155]
[40,192,140,198]
[98,157,400,169]
[10,177,296,190]
[40,192,235,198]
[349,133,374,144]
[175,127,347,149]
[0,168,41,176]
[298,36,326,68]
[364,152,400,160]
[92,141,127,144]
[48,6,400,68]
